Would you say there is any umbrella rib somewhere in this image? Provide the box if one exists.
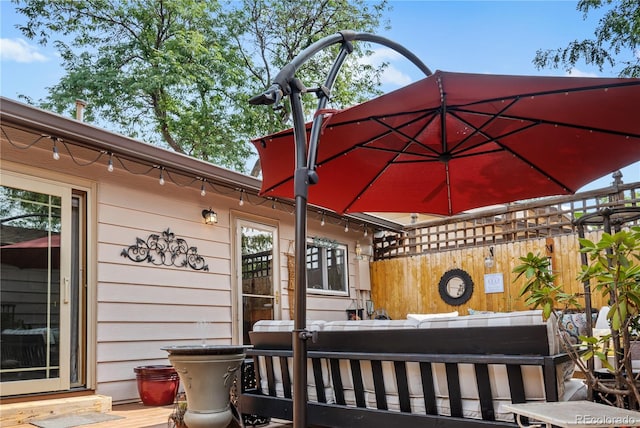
[444,110,539,157]
[371,114,442,156]
[447,98,520,154]
[439,76,448,154]
[260,111,441,196]
[392,147,504,163]
[340,118,443,213]
[449,118,579,192]
[341,157,398,214]
[456,79,640,109]
[320,113,442,166]
[451,108,640,141]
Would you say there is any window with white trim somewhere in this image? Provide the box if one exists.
[306,240,348,294]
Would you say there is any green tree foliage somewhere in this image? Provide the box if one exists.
[12,0,389,172]
[534,0,640,77]
[226,0,389,136]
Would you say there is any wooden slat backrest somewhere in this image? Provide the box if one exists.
[246,325,566,423]
[250,325,550,355]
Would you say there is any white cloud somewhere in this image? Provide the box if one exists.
[0,38,48,63]
[380,66,414,87]
[361,47,414,87]
[566,67,599,78]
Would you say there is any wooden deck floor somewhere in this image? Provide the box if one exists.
[12,402,292,428]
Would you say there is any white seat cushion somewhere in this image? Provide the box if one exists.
[323,319,418,331]
[407,311,458,322]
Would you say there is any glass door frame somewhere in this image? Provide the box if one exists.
[232,213,281,345]
[0,171,71,395]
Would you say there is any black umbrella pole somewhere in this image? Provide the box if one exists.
[293,176,308,428]
[291,87,309,428]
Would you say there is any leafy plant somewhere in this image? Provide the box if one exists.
[513,252,579,319]
[514,226,640,409]
[168,393,187,428]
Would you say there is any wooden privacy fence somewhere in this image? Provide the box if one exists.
[369,179,640,319]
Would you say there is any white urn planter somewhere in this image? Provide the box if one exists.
[163,345,246,428]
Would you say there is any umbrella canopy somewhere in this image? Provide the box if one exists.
[254,71,640,216]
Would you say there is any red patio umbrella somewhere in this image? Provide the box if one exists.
[254,70,640,215]
[248,31,640,428]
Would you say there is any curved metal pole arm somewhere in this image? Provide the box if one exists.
[307,40,352,173]
[249,31,432,106]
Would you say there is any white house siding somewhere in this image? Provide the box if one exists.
[1,118,372,404]
[95,175,238,402]
[95,175,367,402]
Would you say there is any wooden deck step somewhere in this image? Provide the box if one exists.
[0,395,112,427]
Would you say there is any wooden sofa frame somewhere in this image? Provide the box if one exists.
[238,324,573,428]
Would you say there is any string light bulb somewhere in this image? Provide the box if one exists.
[271,199,276,209]
[200,180,206,196]
[158,168,165,185]
[364,227,368,237]
[320,212,325,226]
[238,190,245,206]
[52,140,60,160]
[344,220,349,233]
[107,153,114,172]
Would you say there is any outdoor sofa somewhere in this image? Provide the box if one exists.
[238,310,586,428]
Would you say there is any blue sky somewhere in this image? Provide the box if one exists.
[1,0,638,189]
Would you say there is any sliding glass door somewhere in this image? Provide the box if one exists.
[0,173,72,395]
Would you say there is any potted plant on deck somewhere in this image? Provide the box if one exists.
[514,226,640,409]
[168,392,188,428]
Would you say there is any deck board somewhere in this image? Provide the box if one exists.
[11,402,292,428]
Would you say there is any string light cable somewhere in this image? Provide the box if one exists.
[2,123,373,234]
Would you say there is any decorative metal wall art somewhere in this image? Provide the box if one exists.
[121,228,209,271]
[311,236,339,249]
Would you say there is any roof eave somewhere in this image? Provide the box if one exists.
[0,97,404,232]
[0,97,262,191]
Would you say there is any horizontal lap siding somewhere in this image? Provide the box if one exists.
[98,283,230,304]
[96,181,234,403]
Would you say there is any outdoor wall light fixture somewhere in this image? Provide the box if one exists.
[545,238,554,271]
[355,242,362,259]
[202,208,218,225]
[484,246,495,269]
[366,300,375,317]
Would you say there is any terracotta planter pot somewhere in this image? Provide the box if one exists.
[134,365,180,406]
